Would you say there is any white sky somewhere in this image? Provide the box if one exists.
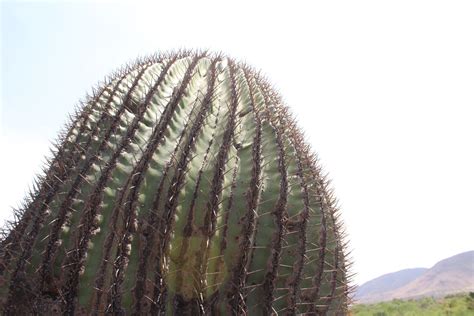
[1,0,473,286]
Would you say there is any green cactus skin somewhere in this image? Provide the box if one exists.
[0,51,352,315]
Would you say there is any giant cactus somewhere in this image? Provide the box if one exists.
[0,51,351,315]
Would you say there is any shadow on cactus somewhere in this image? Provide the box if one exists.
[0,50,352,315]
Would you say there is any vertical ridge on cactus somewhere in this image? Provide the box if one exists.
[0,50,352,315]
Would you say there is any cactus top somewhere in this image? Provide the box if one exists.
[0,50,350,315]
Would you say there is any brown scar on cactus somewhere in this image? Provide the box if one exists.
[0,50,353,315]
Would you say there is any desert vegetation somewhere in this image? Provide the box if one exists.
[352,292,474,316]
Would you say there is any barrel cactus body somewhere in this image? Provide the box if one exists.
[0,51,350,315]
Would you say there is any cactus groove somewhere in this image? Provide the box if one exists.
[0,50,352,315]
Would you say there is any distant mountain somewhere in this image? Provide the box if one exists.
[355,268,427,303]
[355,251,474,304]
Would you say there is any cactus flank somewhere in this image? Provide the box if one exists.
[0,50,352,315]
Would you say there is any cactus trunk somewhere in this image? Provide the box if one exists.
[0,51,351,315]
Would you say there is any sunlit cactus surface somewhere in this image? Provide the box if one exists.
[0,51,351,315]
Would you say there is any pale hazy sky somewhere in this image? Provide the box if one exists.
[1,0,473,286]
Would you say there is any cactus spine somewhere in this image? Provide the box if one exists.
[0,51,351,315]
